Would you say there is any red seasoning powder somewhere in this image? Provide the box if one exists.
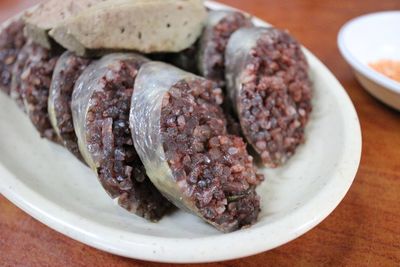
[369,60,400,83]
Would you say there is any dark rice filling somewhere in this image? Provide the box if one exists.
[238,29,312,167]
[52,52,91,160]
[10,41,32,110]
[0,19,26,94]
[20,42,61,142]
[202,12,252,86]
[85,59,172,221]
[161,79,263,232]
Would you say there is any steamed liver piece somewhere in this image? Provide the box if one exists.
[50,0,207,56]
[24,0,108,48]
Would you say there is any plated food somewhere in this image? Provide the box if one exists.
[0,0,313,232]
[0,1,362,262]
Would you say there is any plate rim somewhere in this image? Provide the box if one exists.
[0,0,362,263]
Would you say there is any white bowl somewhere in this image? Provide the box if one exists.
[338,11,400,110]
[0,1,362,263]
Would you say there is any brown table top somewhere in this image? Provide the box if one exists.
[1,0,400,266]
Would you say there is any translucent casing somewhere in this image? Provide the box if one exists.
[71,53,148,175]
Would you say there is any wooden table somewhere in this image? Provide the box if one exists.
[1,0,399,266]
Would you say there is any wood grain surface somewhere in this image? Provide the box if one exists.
[1,0,399,266]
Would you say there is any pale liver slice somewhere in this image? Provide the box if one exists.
[49,0,207,56]
[23,0,109,48]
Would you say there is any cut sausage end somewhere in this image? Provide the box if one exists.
[0,19,26,95]
[20,42,61,143]
[128,61,264,231]
[72,54,173,221]
[198,10,253,87]
[48,51,91,160]
[160,78,263,232]
[226,27,313,167]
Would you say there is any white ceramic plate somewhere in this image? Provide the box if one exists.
[0,1,361,263]
[338,11,400,110]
